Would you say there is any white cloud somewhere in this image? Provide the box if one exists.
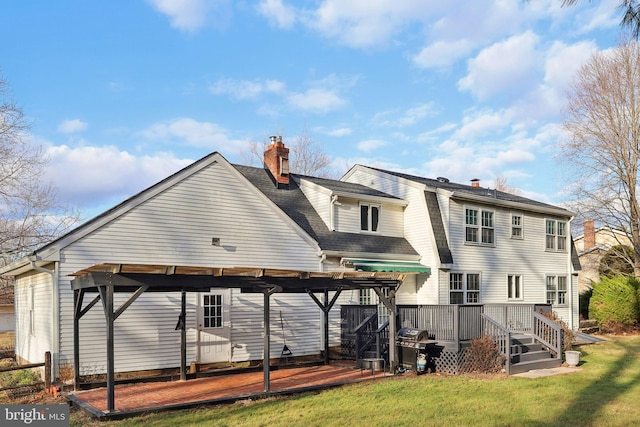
[451,108,512,141]
[544,40,597,90]
[496,149,535,163]
[357,139,387,152]
[257,0,297,29]
[287,88,346,113]
[327,127,352,137]
[458,31,541,101]
[209,78,286,100]
[57,119,88,134]
[303,0,433,49]
[373,103,438,127]
[146,0,231,32]
[139,118,249,153]
[44,144,192,210]
[412,39,475,69]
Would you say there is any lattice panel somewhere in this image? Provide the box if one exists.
[426,348,466,374]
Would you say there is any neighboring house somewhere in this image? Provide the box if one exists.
[574,220,632,293]
[0,138,580,381]
[0,281,14,333]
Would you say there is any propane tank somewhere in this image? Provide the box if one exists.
[417,353,427,373]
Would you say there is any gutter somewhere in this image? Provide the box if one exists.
[29,256,59,383]
[449,191,574,218]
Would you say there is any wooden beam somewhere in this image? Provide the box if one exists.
[114,286,149,320]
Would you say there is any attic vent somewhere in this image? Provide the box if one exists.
[436,177,450,183]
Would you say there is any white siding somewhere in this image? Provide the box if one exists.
[445,199,576,326]
[298,182,332,230]
[344,169,439,303]
[333,198,404,237]
[55,160,324,375]
[14,271,52,364]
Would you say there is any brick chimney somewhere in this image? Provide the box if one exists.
[264,136,290,189]
[471,178,480,188]
[584,220,596,250]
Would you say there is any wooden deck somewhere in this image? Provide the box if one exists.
[66,363,390,420]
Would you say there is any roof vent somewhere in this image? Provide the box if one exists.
[436,177,450,183]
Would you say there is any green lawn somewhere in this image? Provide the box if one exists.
[72,335,640,427]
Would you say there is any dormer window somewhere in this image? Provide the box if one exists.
[360,203,380,232]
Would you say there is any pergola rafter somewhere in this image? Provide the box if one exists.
[70,263,414,413]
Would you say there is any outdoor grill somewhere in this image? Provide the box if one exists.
[397,328,433,374]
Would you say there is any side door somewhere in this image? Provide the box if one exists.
[197,289,231,363]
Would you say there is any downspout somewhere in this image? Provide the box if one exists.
[330,194,338,231]
[30,258,59,383]
[567,217,575,330]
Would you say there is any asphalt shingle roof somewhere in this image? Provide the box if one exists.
[234,165,418,256]
[366,167,572,214]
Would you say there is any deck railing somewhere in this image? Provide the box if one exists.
[398,304,483,347]
[532,311,563,360]
[481,314,512,374]
[344,303,561,362]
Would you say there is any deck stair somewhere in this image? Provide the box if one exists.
[509,334,561,374]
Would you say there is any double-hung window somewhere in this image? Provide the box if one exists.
[465,207,494,245]
[546,275,567,305]
[507,274,523,300]
[511,214,523,239]
[360,203,380,232]
[546,219,567,251]
[449,273,481,304]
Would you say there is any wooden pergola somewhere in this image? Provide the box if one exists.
[70,263,416,413]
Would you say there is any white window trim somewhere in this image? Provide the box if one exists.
[546,275,568,306]
[545,219,567,252]
[449,272,482,304]
[359,202,381,233]
[511,213,523,240]
[465,206,495,247]
[507,274,524,301]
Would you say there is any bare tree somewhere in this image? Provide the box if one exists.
[241,126,336,178]
[561,40,640,277]
[288,125,335,178]
[556,1,640,38]
[493,176,522,196]
[0,75,79,266]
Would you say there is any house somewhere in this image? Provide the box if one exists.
[574,220,632,293]
[0,137,580,384]
[342,165,581,329]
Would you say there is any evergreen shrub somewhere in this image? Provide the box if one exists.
[589,276,640,332]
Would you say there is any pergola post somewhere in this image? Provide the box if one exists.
[97,284,116,412]
[373,286,398,373]
[306,287,342,365]
[262,286,281,392]
[73,289,81,391]
[180,289,187,381]
[323,289,329,365]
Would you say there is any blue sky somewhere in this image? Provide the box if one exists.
[1,0,622,219]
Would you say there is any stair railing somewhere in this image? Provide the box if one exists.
[532,311,563,360]
[481,313,512,375]
[354,312,378,362]
[374,319,390,359]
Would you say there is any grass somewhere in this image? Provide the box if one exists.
[68,335,640,427]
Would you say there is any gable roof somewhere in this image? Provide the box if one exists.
[298,174,403,201]
[233,165,418,257]
[362,166,574,217]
